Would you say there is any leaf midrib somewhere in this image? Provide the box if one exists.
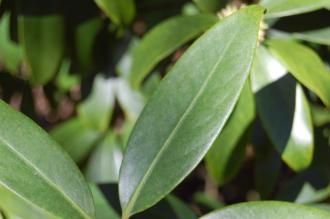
[123,26,241,216]
[0,137,90,219]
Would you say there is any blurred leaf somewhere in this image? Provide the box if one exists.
[260,0,330,18]
[292,27,330,46]
[94,0,135,26]
[18,15,64,84]
[267,39,330,107]
[116,38,140,78]
[128,14,218,88]
[85,133,123,183]
[119,6,264,218]
[55,59,80,92]
[0,12,22,73]
[200,201,330,219]
[311,105,330,127]
[192,0,222,13]
[193,192,224,212]
[118,119,136,149]
[51,117,101,163]
[78,75,115,132]
[0,100,94,218]
[89,184,120,219]
[206,81,255,185]
[309,204,330,212]
[252,46,314,171]
[182,3,200,16]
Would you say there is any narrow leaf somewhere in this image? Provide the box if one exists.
[119,6,264,218]
[292,27,330,46]
[128,14,218,88]
[0,100,94,218]
[267,39,330,107]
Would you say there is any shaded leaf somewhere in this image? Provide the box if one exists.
[292,27,330,46]
[192,0,223,13]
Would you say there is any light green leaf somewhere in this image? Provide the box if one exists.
[0,100,94,219]
[292,27,330,46]
[252,46,314,171]
[94,0,135,26]
[267,39,330,107]
[206,81,255,185]
[192,0,223,13]
[85,133,123,183]
[89,184,120,219]
[0,12,22,73]
[55,59,80,92]
[260,0,330,18]
[119,6,264,218]
[78,75,115,132]
[18,15,64,85]
[51,118,101,163]
[311,105,330,127]
[200,201,330,219]
[128,14,218,88]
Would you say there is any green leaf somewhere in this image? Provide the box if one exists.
[78,75,115,132]
[51,118,101,163]
[55,59,80,92]
[94,0,135,26]
[311,105,330,127]
[192,0,223,13]
[18,15,64,85]
[128,14,218,88]
[119,6,264,218]
[205,81,255,185]
[193,192,224,212]
[0,100,94,219]
[85,133,123,183]
[89,184,120,219]
[252,46,314,171]
[200,201,330,219]
[0,12,22,73]
[292,27,330,46]
[267,39,330,107]
[260,0,330,18]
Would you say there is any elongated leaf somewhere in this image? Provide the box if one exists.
[200,201,330,219]
[260,0,330,18]
[267,39,330,107]
[192,0,223,13]
[0,100,94,218]
[94,0,135,26]
[18,15,64,84]
[205,81,255,185]
[292,27,330,46]
[252,46,314,171]
[119,6,264,218]
[51,118,101,163]
[128,14,218,88]
[78,75,115,132]
[85,133,123,183]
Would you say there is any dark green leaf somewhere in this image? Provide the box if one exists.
[128,14,218,88]
[192,0,223,13]
[119,6,264,218]
[0,100,94,218]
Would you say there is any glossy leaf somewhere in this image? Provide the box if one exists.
[85,133,123,183]
[119,6,264,218]
[78,75,115,132]
[267,39,330,107]
[260,0,330,18]
[51,118,101,163]
[94,0,135,26]
[200,201,330,219]
[192,0,223,13]
[128,14,218,88]
[206,81,255,185]
[18,15,64,84]
[252,46,314,171]
[292,27,330,46]
[0,100,94,218]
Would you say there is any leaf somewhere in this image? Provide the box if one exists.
[119,6,264,218]
[200,201,330,219]
[128,14,218,88]
[292,27,330,46]
[311,105,330,127]
[89,184,120,219]
[205,81,255,185]
[18,15,64,85]
[0,100,94,218]
[85,133,123,183]
[192,0,223,13]
[0,12,22,73]
[55,59,80,92]
[94,0,135,26]
[267,39,330,107]
[260,0,330,18]
[51,118,101,163]
[193,192,224,212]
[251,46,314,171]
[78,75,115,132]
